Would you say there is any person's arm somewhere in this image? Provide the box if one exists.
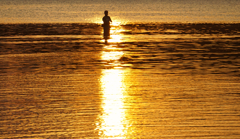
[109,17,112,23]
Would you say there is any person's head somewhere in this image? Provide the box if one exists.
[104,10,108,16]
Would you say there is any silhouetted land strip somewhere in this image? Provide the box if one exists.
[0,23,240,36]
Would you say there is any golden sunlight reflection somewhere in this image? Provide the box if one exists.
[98,69,127,138]
[101,50,124,61]
[107,35,123,43]
[100,44,125,68]
[111,21,121,26]
[108,24,124,43]
[97,19,125,43]
[97,43,128,138]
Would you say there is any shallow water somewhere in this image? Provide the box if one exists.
[0,23,240,138]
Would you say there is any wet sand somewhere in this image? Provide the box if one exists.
[0,23,240,138]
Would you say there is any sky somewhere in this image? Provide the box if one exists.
[0,0,239,23]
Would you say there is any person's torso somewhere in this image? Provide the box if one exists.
[103,16,111,24]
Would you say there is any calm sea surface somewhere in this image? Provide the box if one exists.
[0,0,240,23]
[1,23,240,138]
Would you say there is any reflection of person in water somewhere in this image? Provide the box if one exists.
[102,10,112,39]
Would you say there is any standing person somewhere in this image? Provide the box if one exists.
[102,10,112,39]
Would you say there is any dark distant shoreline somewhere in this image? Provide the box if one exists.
[0,23,240,36]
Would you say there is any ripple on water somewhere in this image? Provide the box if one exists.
[0,23,240,138]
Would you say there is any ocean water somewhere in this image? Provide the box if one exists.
[0,0,240,23]
[1,23,240,138]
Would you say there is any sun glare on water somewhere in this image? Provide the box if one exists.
[97,59,127,138]
[96,30,129,137]
[95,18,125,43]
[111,21,121,26]
[98,69,126,138]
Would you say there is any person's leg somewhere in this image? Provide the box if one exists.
[104,26,110,37]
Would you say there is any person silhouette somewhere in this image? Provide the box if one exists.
[102,10,112,39]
